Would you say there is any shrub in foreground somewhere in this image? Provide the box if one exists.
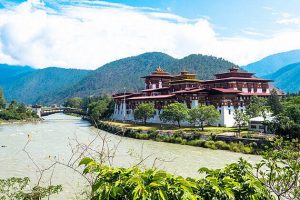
[80,157,273,200]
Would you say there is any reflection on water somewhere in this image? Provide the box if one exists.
[0,113,261,199]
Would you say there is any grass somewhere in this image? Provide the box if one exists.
[102,120,248,135]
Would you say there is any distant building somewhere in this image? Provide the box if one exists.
[31,105,42,118]
[249,116,274,133]
[112,67,283,127]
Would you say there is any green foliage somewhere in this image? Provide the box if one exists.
[133,103,155,124]
[0,177,62,200]
[159,102,188,127]
[0,100,37,121]
[51,52,238,103]
[0,88,6,109]
[97,121,261,154]
[198,159,273,200]
[80,157,272,200]
[0,67,90,104]
[255,138,300,199]
[268,89,283,115]
[246,96,268,118]
[88,98,111,121]
[268,95,300,139]
[64,97,83,108]
[265,61,300,93]
[188,105,220,131]
[233,110,249,136]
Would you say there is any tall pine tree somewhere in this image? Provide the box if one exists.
[0,88,6,109]
[268,89,283,116]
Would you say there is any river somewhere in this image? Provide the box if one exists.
[0,113,261,199]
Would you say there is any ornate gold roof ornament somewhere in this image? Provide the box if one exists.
[156,66,164,72]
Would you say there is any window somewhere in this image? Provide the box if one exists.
[251,125,257,129]
[259,125,264,129]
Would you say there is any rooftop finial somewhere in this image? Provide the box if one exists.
[229,66,239,72]
[156,66,164,72]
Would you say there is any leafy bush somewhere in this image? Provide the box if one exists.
[215,141,230,150]
[0,177,62,200]
[135,133,150,140]
[242,146,253,154]
[204,141,217,150]
[79,157,272,200]
[187,139,206,147]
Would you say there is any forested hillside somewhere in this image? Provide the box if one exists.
[0,52,238,104]
[48,52,238,103]
[265,62,300,93]
[1,67,91,104]
[243,49,300,77]
[0,64,35,84]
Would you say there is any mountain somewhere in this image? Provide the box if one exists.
[0,67,91,104]
[0,64,35,84]
[265,62,300,93]
[244,49,300,77]
[47,52,238,103]
[0,52,238,104]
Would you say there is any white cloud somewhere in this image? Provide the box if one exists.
[0,0,300,69]
[277,17,300,25]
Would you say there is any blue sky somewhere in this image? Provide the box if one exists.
[104,0,300,36]
[0,0,300,69]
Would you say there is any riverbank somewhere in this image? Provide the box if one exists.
[92,120,272,155]
[0,118,41,125]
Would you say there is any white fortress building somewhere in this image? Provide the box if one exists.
[112,67,282,127]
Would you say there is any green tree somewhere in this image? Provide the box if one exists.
[64,97,83,109]
[233,110,249,137]
[88,99,110,121]
[255,138,300,200]
[0,88,6,109]
[267,95,300,139]
[134,103,155,124]
[188,105,220,131]
[16,103,27,114]
[8,100,18,111]
[159,102,188,127]
[268,89,283,115]
[246,96,267,118]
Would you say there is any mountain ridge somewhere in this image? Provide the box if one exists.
[0,52,238,104]
[243,49,300,77]
[45,52,239,103]
[264,62,300,93]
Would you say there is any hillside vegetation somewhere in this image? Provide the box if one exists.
[1,67,91,104]
[265,62,300,93]
[49,52,238,103]
[1,52,238,104]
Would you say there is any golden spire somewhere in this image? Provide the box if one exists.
[156,66,164,72]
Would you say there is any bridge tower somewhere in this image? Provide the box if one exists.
[32,105,42,118]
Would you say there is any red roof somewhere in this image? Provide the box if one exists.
[142,87,170,92]
[211,88,242,93]
[173,88,205,94]
[202,77,273,83]
[128,94,175,100]
[238,92,272,96]
[141,74,174,78]
[113,93,142,99]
